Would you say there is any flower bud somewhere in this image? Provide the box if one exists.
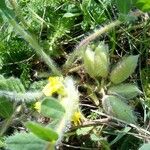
[83,46,95,77]
[83,42,109,78]
[94,42,109,77]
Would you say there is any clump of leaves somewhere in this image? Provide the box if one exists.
[0,38,34,78]
[1,76,80,150]
[0,0,150,149]
[83,42,141,123]
[136,0,150,12]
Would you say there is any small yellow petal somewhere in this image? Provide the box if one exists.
[57,88,67,96]
[48,76,63,84]
[42,83,53,96]
[34,102,41,112]
[72,111,82,126]
[42,76,66,96]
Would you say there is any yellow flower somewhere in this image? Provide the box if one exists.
[34,101,41,112]
[72,111,82,126]
[42,76,66,96]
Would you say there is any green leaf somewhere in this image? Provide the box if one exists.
[100,140,111,150]
[110,127,131,145]
[0,2,61,75]
[0,75,40,102]
[136,0,150,12]
[0,0,14,19]
[139,143,150,150]
[41,97,65,119]
[0,97,13,118]
[5,132,48,150]
[25,121,58,142]
[110,55,139,84]
[102,95,137,123]
[76,127,93,136]
[46,119,61,130]
[0,76,25,93]
[114,0,136,15]
[90,135,111,150]
[0,139,5,148]
[90,134,102,141]
[0,91,41,102]
[108,84,142,99]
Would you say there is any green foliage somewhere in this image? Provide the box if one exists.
[0,39,33,64]
[76,127,93,136]
[83,42,110,78]
[139,143,150,150]
[0,0,149,149]
[80,0,111,29]
[26,122,58,142]
[20,64,31,89]
[113,0,140,22]
[136,0,150,12]
[41,97,65,119]
[0,0,61,75]
[29,80,47,91]
[102,95,137,123]
[0,76,25,93]
[0,0,14,18]
[141,68,150,107]
[82,42,140,123]
[3,76,79,149]
[5,132,48,150]
[108,84,142,99]
[82,43,139,85]
[0,139,5,148]
[17,0,78,55]
[0,75,41,102]
[0,39,33,77]
[110,127,131,145]
[0,97,13,118]
[110,55,139,84]
[114,0,136,15]
[0,91,42,102]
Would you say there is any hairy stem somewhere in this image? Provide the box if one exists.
[65,20,122,69]
[0,115,14,136]
[0,103,18,136]
[10,19,61,75]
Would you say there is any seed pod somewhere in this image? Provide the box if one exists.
[102,95,136,123]
[110,55,139,84]
[83,46,95,77]
[108,83,142,99]
[94,42,109,78]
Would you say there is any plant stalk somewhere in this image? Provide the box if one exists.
[65,20,122,69]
